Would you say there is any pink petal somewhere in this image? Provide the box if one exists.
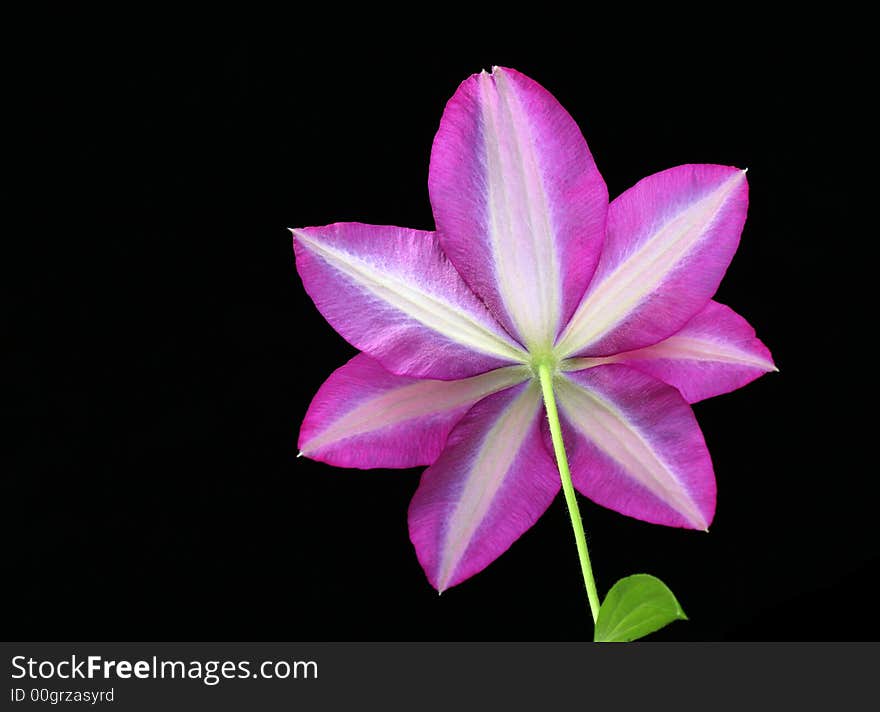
[292,223,527,380]
[554,365,716,530]
[299,353,529,469]
[408,382,560,591]
[556,165,749,358]
[429,66,607,352]
[563,301,776,403]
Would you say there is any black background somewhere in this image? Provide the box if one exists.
[6,16,874,640]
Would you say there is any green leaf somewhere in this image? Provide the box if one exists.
[594,574,687,642]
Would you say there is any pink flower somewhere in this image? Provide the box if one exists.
[292,67,775,593]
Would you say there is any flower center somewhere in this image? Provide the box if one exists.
[528,350,559,380]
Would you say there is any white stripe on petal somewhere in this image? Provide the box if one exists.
[557,170,746,357]
[632,335,776,370]
[563,334,775,372]
[294,228,527,363]
[480,70,561,350]
[555,375,708,530]
[301,364,528,456]
[438,380,543,589]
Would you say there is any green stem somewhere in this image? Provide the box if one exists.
[537,363,601,623]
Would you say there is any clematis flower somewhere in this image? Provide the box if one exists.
[292,66,775,596]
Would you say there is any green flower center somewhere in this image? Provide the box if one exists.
[528,349,559,380]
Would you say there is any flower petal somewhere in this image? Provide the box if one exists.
[292,223,527,379]
[556,165,749,358]
[408,381,560,591]
[429,66,608,352]
[554,365,715,530]
[563,301,776,403]
[299,354,529,469]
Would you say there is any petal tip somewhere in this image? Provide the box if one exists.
[691,516,711,532]
[733,167,749,182]
[760,352,778,373]
[681,498,712,532]
[435,569,453,593]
